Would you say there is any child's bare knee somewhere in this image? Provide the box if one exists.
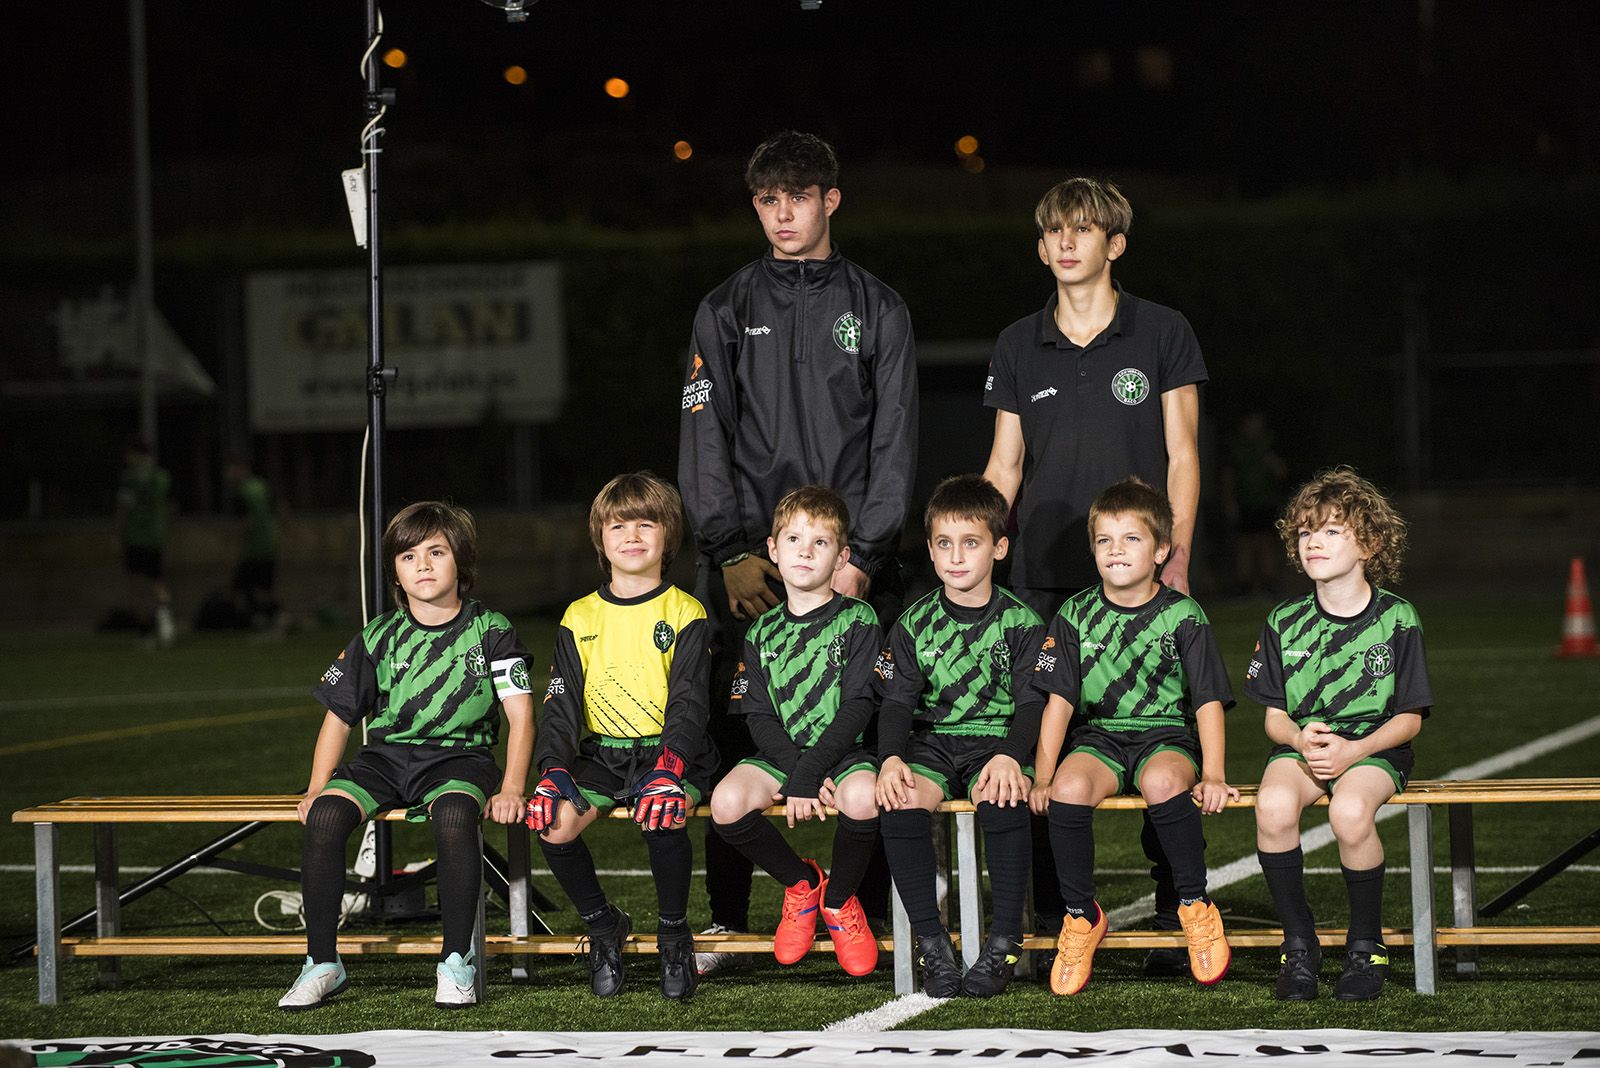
[1254,788,1301,834]
[1050,773,1098,806]
[837,776,878,820]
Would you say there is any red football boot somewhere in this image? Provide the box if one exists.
[774,859,824,965]
[819,880,879,976]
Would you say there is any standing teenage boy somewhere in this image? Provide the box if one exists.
[981,177,1208,969]
[679,131,917,967]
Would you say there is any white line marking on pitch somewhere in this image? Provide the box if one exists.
[830,710,1600,1034]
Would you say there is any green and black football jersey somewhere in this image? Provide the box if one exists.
[313,600,532,748]
[875,587,1044,737]
[730,594,880,793]
[1244,589,1433,737]
[1034,585,1234,732]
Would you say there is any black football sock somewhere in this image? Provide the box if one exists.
[714,810,814,888]
[1343,863,1386,944]
[1258,846,1317,942]
[704,811,754,930]
[1141,809,1184,929]
[977,801,1031,940]
[301,795,363,964]
[1147,794,1209,904]
[880,808,944,936]
[644,825,693,924]
[1031,812,1066,927]
[1047,801,1097,917]
[539,836,609,921]
[823,814,879,909]
[428,792,484,959]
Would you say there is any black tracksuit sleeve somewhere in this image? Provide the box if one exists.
[789,619,882,797]
[678,301,754,564]
[734,637,803,777]
[873,623,924,761]
[661,618,713,765]
[851,300,919,577]
[998,621,1046,763]
[534,625,586,774]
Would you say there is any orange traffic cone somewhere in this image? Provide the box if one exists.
[1557,557,1599,658]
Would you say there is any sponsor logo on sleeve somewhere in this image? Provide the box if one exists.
[1247,659,1263,680]
[730,670,748,700]
[544,673,564,701]
[682,354,713,412]
[321,665,344,686]
[874,649,895,680]
[1035,635,1057,673]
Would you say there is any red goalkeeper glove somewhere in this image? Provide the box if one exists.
[525,767,589,833]
[632,748,688,830]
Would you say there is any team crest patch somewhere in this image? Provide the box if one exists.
[464,644,488,677]
[511,661,530,690]
[653,620,676,652]
[833,311,862,354]
[991,639,1011,673]
[23,1037,377,1067]
[1160,632,1178,659]
[828,634,847,667]
[1364,643,1394,678]
[1112,367,1150,405]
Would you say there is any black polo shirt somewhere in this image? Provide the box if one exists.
[983,284,1208,589]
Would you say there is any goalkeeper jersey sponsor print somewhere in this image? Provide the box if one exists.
[313,600,532,748]
[1034,585,1233,731]
[535,581,711,772]
[876,587,1044,737]
[1244,589,1433,737]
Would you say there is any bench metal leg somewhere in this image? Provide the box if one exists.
[891,876,914,995]
[1448,803,1477,978]
[472,848,488,1003]
[955,811,981,967]
[36,823,61,1005]
[94,823,122,989]
[1407,804,1437,994]
[507,823,530,981]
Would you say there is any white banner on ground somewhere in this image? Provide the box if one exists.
[245,261,565,431]
[10,1030,1599,1068]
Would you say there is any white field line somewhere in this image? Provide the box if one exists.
[0,865,703,877]
[832,709,1600,1034]
[0,686,308,712]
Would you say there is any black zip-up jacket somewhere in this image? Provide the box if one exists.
[678,249,918,577]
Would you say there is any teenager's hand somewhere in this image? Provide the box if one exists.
[784,794,825,828]
[831,560,872,600]
[1029,781,1054,816]
[1296,720,1334,756]
[974,754,1029,807]
[1161,544,1192,595]
[1191,777,1239,815]
[527,767,589,833]
[817,777,838,807]
[724,556,781,621]
[876,756,916,810]
[632,748,689,831]
[487,789,527,825]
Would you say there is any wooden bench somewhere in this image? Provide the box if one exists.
[15,779,1600,1003]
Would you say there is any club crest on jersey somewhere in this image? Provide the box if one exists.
[991,639,1011,673]
[1160,632,1178,659]
[653,620,676,652]
[1112,367,1150,405]
[828,634,847,667]
[1363,643,1394,678]
[833,311,862,354]
[464,644,488,677]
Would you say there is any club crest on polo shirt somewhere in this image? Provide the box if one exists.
[833,311,862,354]
[1112,367,1150,405]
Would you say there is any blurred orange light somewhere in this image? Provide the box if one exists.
[673,140,693,161]
[383,48,407,69]
[961,154,986,174]
[504,65,528,86]
[955,135,979,157]
[604,77,630,99]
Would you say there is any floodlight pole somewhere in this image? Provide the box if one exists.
[363,0,397,888]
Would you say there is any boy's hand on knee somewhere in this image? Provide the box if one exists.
[296,793,317,824]
[1028,781,1053,816]
[974,755,1028,807]
[526,767,589,833]
[876,757,915,810]
[633,748,688,830]
[1191,777,1239,815]
[487,789,526,824]
[817,777,838,807]
[784,794,824,828]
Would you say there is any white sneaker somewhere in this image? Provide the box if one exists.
[435,951,477,1008]
[693,923,748,976]
[278,956,347,1010]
